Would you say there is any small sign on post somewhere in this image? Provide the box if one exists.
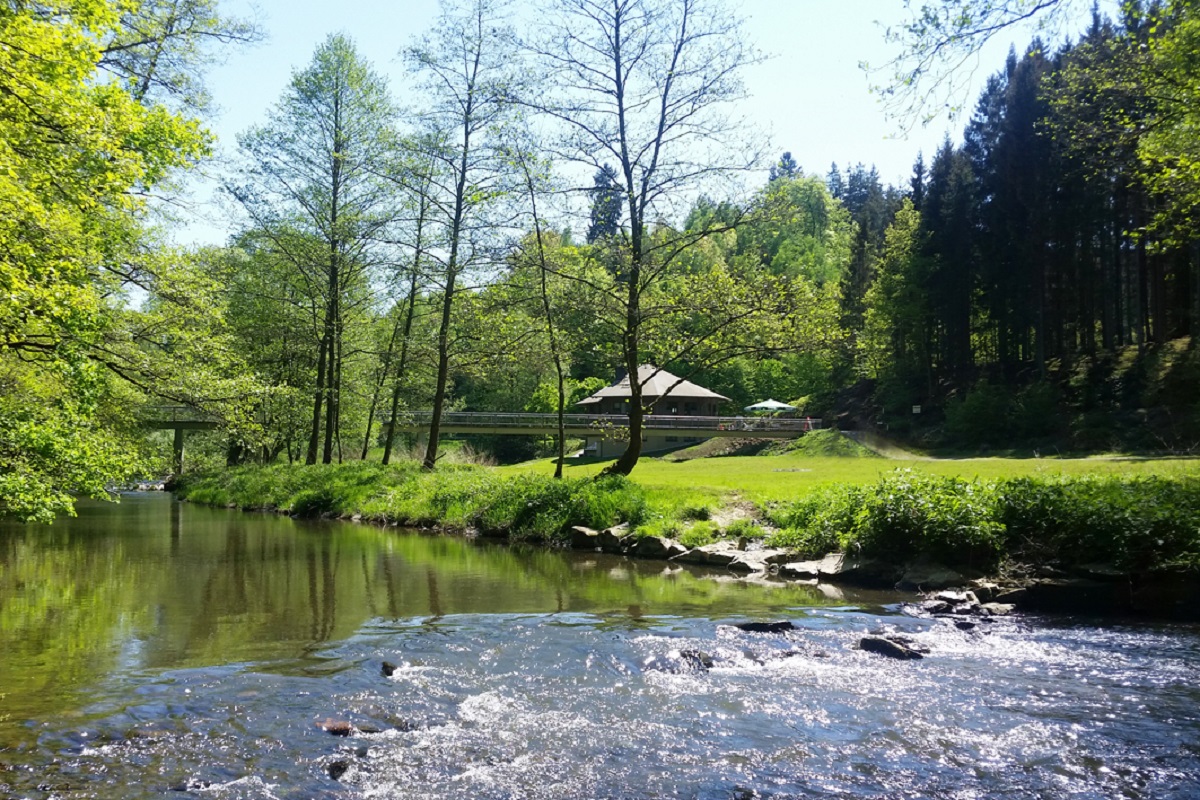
[912,405,922,415]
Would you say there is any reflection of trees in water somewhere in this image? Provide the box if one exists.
[170,499,181,554]
[0,495,851,746]
[427,566,442,619]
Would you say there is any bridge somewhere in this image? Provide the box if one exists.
[389,411,822,438]
[141,406,219,474]
[140,406,822,472]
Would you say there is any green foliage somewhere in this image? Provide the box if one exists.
[722,517,763,540]
[0,0,222,521]
[766,469,1200,572]
[996,475,1200,571]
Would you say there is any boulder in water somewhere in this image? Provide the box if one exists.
[633,535,689,559]
[858,636,924,660]
[643,649,715,674]
[318,718,354,736]
[732,620,795,634]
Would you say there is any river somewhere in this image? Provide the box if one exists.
[0,492,1197,798]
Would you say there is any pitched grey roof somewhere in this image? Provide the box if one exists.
[576,365,730,405]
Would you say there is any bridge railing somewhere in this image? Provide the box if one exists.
[393,411,822,433]
[140,405,221,424]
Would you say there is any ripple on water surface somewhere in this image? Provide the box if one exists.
[5,610,1200,799]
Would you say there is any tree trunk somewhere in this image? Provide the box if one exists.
[383,200,427,465]
[306,332,328,465]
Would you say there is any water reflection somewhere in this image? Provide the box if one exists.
[2,495,1198,799]
[0,493,858,745]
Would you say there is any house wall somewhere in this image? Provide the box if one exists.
[591,397,721,416]
[584,433,705,459]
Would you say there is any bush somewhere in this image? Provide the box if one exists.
[679,521,718,548]
[944,382,1012,447]
[677,503,712,521]
[853,471,1003,568]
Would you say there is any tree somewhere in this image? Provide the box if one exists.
[860,199,935,397]
[230,34,397,464]
[0,0,210,521]
[874,0,1088,126]
[405,0,521,471]
[770,152,800,182]
[532,0,764,475]
[586,164,622,243]
[99,0,263,112]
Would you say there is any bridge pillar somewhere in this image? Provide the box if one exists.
[173,427,185,474]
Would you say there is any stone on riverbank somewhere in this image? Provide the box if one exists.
[570,525,601,549]
[597,525,632,554]
[897,561,965,591]
[634,536,689,559]
[673,540,742,566]
[726,548,789,574]
[980,603,1015,616]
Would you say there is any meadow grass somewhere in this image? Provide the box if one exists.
[498,450,1200,505]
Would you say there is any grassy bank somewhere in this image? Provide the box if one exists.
[175,454,1200,574]
[174,462,648,544]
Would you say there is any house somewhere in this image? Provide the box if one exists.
[576,365,730,457]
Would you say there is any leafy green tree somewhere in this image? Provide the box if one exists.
[230,34,398,465]
[99,0,263,111]
[531,0,765,475]
[860,199,934,395]
[0,0,211,521]
[405,0,522,471]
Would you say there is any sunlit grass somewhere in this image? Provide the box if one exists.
[498,451,1200,505]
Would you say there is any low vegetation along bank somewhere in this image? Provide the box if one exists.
[174,460,1200,612]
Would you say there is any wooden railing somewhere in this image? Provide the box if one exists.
[140,405,220,429]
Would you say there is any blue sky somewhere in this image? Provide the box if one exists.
[179,0,1107,245]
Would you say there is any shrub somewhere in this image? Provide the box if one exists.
[723,517,763,540]
[677,503,712,521]
[944,381,1012,447]
[679,521,718,548]
[853,471,1003,568]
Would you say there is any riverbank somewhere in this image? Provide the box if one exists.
[173,459,1200,619]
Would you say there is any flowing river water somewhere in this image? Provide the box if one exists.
[1,493,1198,799]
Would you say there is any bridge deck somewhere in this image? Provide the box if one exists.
[139,406,823,439]
[391,412,821,438]
[141,405,219,430]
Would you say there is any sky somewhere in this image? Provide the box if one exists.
[178,0,1105,246]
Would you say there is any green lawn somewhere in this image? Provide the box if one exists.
[499,451,1200,506]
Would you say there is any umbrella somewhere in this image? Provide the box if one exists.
[743,399,796,413]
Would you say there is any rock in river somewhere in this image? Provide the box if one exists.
[643,649,715,674]
[732,620,796,634]
[858,636,925,661]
